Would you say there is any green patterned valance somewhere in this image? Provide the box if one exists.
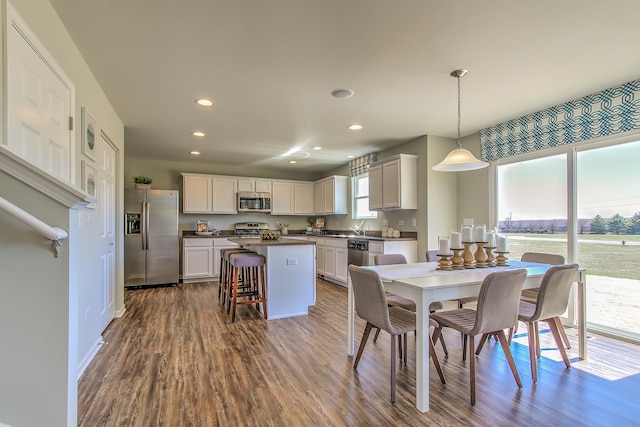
[480,79,640,161]
[349,153,377,177]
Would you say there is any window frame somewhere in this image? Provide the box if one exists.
[351,173,377,220]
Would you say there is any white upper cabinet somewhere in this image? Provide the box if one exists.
[271,180,315,215]
[294,182,315,215]
[237,178,272,193]
[271,181,295,215]
[369,154,417,210]
[182,173,213,213]
[315,176,347,215]
[182,173,237,214]
[211,176,237,214]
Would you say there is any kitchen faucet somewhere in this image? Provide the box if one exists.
[348,221,366,237]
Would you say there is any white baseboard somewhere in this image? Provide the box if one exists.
[115,305,126,318]
[77,335,104,378]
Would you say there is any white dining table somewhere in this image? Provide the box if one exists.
[346,261,587,413]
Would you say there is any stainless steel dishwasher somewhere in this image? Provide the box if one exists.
[347,239,369,266]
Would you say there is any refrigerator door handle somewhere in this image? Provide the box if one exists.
[141,202,147,250]
[144,202,150,250]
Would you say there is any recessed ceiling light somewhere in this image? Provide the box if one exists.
[195,98,214,107]
[312,146,322,151]
[288,160,297,164]
[348,124,363,130]
[192,131,205,137]
[330,88,354,99]
[190,151,201,155]
[346,154,355,159]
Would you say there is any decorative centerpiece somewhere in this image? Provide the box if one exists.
[132,175,153,190]
[260,231,279,240]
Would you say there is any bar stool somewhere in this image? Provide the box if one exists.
[228,252,267,323]
[218,248,252,305]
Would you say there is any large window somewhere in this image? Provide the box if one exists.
[495,137,640,341]
[352,174,376,219]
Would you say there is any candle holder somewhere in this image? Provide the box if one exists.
[495,251,510,266]
[436,254,453,271]
[474,241,488,268]
[462,242,475,269]
[485,246,497,267]
[451,248,464,270]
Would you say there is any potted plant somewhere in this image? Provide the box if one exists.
[132,175,153,189]
[277,222,289,235]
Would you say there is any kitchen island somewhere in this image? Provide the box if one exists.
[228,237,316,319]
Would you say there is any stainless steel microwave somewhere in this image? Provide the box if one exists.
[237,192,271,213]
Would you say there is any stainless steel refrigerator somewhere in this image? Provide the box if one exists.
[124,189,179,288]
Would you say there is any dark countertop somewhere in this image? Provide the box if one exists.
[228,237,315,246]
[182,230,416,242]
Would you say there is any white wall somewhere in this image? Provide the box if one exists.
[0,0,125,425]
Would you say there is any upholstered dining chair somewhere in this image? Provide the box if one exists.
[348,265,446,403]
[510,263,579,382]
[430,269,527,405]
[373,254,447,356]
[513,252,569,348]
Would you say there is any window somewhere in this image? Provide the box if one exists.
[494,137,640,342]
[352,174,376,219]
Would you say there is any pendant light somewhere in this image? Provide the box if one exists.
[432,69,488,172]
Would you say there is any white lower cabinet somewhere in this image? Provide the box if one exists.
[367,240,417,265]
[317,237,348,286]
[183,237,238,283]
[183,238,215,281]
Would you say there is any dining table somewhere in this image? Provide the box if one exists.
[346,260,587,413]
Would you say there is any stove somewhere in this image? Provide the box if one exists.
[234,222,270,237]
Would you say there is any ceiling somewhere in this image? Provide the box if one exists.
[49,0,640,174]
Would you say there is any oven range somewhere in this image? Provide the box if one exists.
[234,222,270,237]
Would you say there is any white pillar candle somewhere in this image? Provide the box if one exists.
[475,224,486,242]
[450,231,462,249]
[462,226,473,243]
[497,235,508,252]
[487,231,496,247]
[439,237,451,255]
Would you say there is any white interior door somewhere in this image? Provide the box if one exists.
[97,133,117,330]
[6,6,73,182]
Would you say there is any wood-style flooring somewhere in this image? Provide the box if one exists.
[78,278,640,426]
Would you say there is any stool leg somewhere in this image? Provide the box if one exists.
[259,265,267,319]
[231,267,239,323]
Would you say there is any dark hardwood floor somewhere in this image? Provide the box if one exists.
[78,278,640,426]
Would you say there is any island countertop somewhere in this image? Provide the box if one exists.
[228,237,316,246]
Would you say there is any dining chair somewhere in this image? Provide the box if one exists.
[510,263,579,382]
[348,265,445,403]
[373,254,448,356]
[430,269,527,405]
[512,252,569,348]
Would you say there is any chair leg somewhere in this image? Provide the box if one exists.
[398,334,403,362]
[468,334,476,405]
[496,330,523,388]
[429,335,446,384]
[258,265,268,319]
[535,322,541,358]
[475,333,490,355]
[554,317,571,349]
[403,333,408,365]
[353,323,373,369]
[548,318,571,368]
[438,333,449,357]
[373,327,381,343]
[390,334,397,403]
[462,335,468,361]
[527,321,538,382]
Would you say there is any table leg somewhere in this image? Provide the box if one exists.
[415,291,430,412]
